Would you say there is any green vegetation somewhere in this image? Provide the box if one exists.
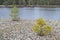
[32,18,53,36]
[0,0,60,5]
[0,31,3,40]
[10,5,19,21]
[3,0,8,6]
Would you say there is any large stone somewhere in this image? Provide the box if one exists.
[26,38,32,40]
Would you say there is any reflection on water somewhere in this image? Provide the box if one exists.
[0,7,60,20]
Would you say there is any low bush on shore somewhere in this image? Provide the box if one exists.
[10,5,19,21]
[32,18,53,36]
[0,31,3,40]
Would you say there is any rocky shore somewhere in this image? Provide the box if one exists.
[0,19,60,40]
[0,5,60,8]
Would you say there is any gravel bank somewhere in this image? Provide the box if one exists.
[0,19,60,40]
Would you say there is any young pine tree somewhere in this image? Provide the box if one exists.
[10,5,19,21]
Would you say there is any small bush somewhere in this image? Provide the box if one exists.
[32,18,53,36]
[0,31,3,40]
[10,5,19,21]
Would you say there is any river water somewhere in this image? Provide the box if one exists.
[0,7,60,20]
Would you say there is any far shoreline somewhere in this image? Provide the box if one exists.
[0,5,60,8]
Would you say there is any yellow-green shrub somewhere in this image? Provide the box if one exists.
[32,18,53,36]
[36,18,46,25]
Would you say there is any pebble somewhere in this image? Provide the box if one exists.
[26,38,32,40]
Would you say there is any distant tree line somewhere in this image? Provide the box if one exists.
[0,0,60,5]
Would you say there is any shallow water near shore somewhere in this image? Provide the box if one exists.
[0,7,60,20]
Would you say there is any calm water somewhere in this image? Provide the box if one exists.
[0,7,60,20]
